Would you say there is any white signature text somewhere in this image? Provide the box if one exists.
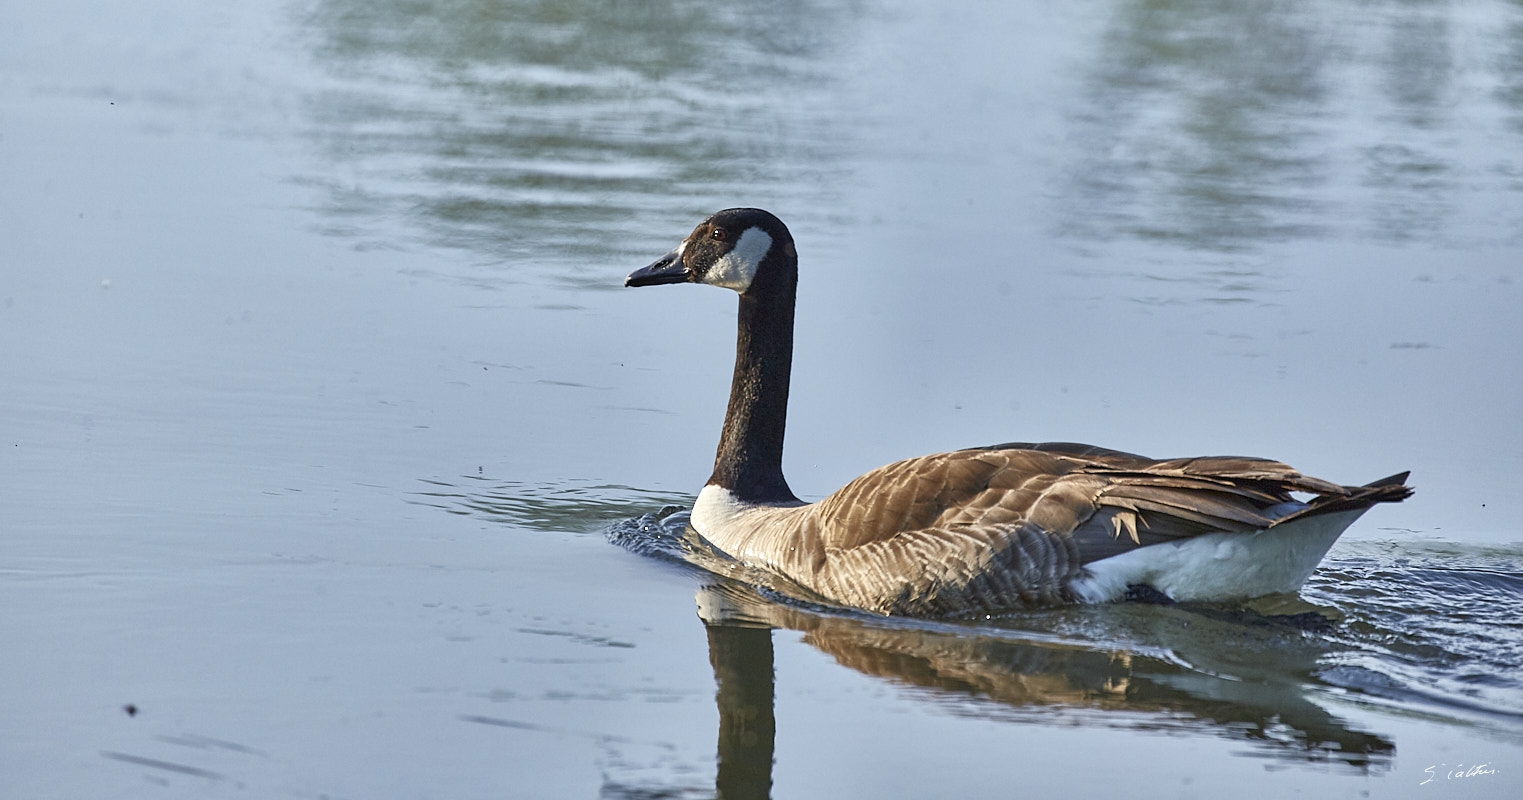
[1421,762,1498,785]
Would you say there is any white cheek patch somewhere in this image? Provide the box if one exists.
[701,228,772,292]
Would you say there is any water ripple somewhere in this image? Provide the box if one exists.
[605,508,1523,768]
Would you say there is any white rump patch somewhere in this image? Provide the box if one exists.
[701,227,772,292]
[1069,509,1365,603]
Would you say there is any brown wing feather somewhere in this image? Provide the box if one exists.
[814,445,1318,552]
[801,443,1409,614]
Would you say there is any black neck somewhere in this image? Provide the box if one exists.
[707,266,798,503]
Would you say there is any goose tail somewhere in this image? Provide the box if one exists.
[1271,471,1413,526]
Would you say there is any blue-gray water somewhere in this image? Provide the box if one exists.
[3,0,1521,797]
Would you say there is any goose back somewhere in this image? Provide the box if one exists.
[694,442,1411,616]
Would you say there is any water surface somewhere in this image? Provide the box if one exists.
[3,0,1522,797]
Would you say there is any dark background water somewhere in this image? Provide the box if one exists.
[3,0,1521,796]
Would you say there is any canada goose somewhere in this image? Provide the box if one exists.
[625,208,1412,617]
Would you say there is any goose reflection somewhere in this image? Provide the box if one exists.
[704,612,777,800]
[692,578,1394,797]
[439,486,1400,796]
[595,507,1401,796]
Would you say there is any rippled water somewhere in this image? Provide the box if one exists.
[4,0,1522,797]
[1310,541,1523,719]
[604,508,1523,776]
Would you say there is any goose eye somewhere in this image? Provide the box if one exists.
[711,227,727,241]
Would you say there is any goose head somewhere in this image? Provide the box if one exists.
[625,208,801,504]
[625,208,796,294]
